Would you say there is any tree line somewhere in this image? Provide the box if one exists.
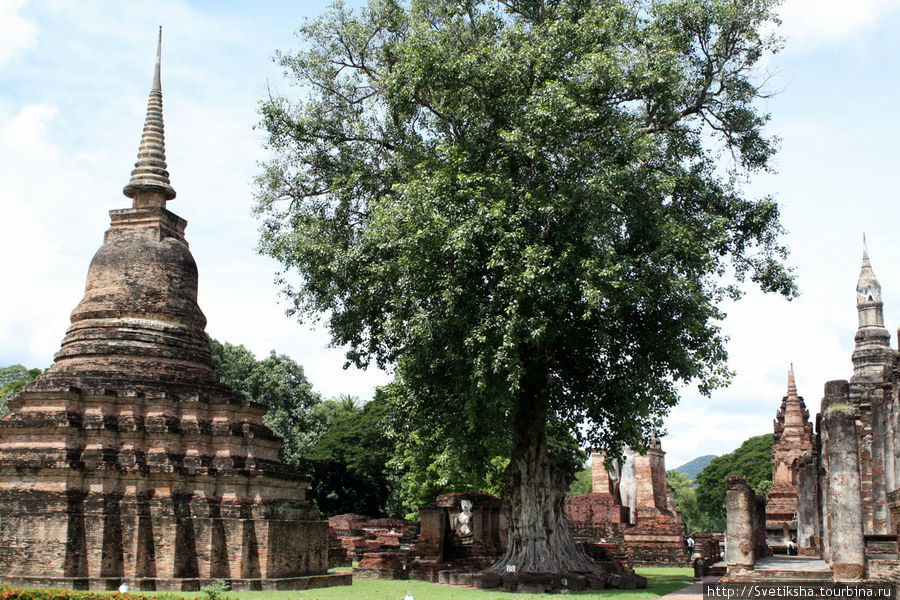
[207,337,514,519]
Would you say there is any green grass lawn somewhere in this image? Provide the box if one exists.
[161,567,693,600]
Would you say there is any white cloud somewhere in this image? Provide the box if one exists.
[0,0,36,66]
[778,0,900,50]
[0,104,58,156]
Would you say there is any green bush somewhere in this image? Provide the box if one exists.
[199,581,230,600]
[0,585,188,600]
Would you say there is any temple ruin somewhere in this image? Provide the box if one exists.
[726,241,900,582]
[564,434,691,567]
[0,31,348,592]
[764,366,815,551]
[798,243,900,580]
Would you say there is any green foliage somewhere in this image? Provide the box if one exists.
[667,469,719,534]
[752,477,773,499]
[303,391,402,517]
[392,434,509,519]
[567,464,593,497]
[257,0,793,468]
[208,337,321,468]
[0,584,186,600]
[200,580,230,600]
[0,364,42,418]
[385,381,509,518]
[695,433,774,528]
[385,380,588,518]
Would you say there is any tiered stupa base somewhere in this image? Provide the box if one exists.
[0,382,349,591]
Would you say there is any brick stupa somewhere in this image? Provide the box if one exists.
[764,365,815,548]
[0,30,349,592]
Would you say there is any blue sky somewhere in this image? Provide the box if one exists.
[1,0,899,468]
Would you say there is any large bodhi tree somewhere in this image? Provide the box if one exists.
[256,0,795,575]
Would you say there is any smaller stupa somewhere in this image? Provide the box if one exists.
[764,365,815,550]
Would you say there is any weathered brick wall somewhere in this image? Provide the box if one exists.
[693,533,722,564]
[622,515,687,567]
[633,448,669,521]
[0,488,70,577]
[268,520,329,577]
[564,493,630,543]
[624,543,692,567]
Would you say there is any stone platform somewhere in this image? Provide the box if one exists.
[724,555,832,582]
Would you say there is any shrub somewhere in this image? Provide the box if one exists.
[199,580,230,600]
[0,584,188,600]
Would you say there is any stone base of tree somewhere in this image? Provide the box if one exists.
[409,567,647,592]
[353,568,408,580]
[404,557,648,590]
[493,570,646,593]
[408,557,495,583]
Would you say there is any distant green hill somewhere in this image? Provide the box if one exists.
[674,454,717,480]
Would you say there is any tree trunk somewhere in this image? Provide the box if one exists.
[488,431,599,574]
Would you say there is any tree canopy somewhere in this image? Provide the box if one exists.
[0,364,42,418]
[208,338,322,469]
[667,469,720,534]
[303,392,403,517]
[256,0,793,574]
[695,433,774,528]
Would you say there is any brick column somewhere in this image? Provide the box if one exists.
[883,393,895,507]
[725,475,756,574]
[823,380,865,581]
[817,412,831,563]
[795,452,820,555]
[590,451,610,494]
[871,388,889,533]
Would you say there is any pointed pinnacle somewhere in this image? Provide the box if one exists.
[858,235,879,290]
[152,26,162,92]
[787,364,797,397]
[123,26,176,205]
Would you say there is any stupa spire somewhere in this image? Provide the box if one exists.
[787,363,797,397]
[123,26,176,206]
[852,236,892,380]
[856,235,882,307]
